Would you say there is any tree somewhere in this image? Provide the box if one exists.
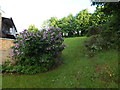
[92,2,120,34]
[58,14,76,36]
[91,2,120,50]
[41,7,112,37]
[75,9,91,36]
[48,17,59,28]
[67,14,76,36]
[92,2,120,15]
[89,7,110,27]
[41,19,50,29]
[28,25,39,32]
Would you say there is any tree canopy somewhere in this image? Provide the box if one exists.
[28,25,39,32]
[41,6,113,37]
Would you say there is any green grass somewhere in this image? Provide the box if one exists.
[2,37,118,88]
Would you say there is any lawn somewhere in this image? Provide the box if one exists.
[2,37,118,88]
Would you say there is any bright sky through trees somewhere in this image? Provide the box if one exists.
[0,0,96,32]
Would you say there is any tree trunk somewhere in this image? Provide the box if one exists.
[76,30,79,36]
[81,30,84,36]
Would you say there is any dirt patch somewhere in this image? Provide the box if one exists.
[95,64,118,83]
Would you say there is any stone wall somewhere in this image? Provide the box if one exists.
[0,38,14,64]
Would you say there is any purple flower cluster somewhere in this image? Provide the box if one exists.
[43,32,48,40]
[12,27,65,59]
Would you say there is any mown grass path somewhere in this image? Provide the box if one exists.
[2,37,118,88]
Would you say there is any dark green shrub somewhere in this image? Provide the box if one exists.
[85,30,118,57]
[86,25,103,37]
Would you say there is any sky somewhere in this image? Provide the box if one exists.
[0,0,96,32]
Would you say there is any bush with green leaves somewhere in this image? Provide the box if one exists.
[85,32,118,57]
[86,25,103,37]
[2,27,65,74]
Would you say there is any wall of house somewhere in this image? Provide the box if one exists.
[0,38,15,64]
[0,13,1,30]
[0,13,2,38]
[0,13,7,38]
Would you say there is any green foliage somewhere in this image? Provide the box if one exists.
[2,61,15,73]
[85,32,118,57]
[86,25,103,37]
[42,17,59,29]
[75,9,91,36]
[2,27,65,74]
[41,8,110,37]
[92,2,120,15]
[49,17,59,28]
[41,19,50,29]
[28,25,39,32]
[89,7,110,26]
[41,9,91,37]
[59,14,77,37]
[90,2,120,52]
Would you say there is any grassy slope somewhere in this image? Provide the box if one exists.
[2,37,118,88]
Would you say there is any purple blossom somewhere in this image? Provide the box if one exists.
[37,35,41,37]
[11,54,14,56]
[51,27,56,30]
[17,51,20,55]
[61,38,64,41]
[47,29,52,33]
[25,39,30,41]
[53,38,56,41]
[42,37,46,40]
[58,32,62,36]
[26,31,29,35]
[56,35,58,38]
[15,43,19,46]
[15,39,18,42]
[29,33,33,36]
[15,45,19,48]
[48,47,51,50]
[62,44,65,48]
[43,32,47,37]
[16,35,19,37]
[51,32,55,35]
[24,29,28,33]
[59,41,62,44]
[36,33,41,37]
[11,49,14,52]
[24,34,27,38]
[20,32,23,34]
[48,28,51,31]
[58,28,62,31]
[20,40,24,43]
[11,49,15,56]
[43,32,48,39]
[46,47,51,50]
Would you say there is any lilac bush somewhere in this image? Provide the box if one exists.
[11,27,65,74]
